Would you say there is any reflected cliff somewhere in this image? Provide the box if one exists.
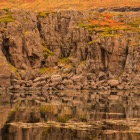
[0,90,140,140]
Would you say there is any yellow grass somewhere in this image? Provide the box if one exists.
[0,0,140,11]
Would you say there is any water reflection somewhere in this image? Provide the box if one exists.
[0,90,140,140]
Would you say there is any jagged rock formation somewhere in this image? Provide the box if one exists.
[0,8,140,88]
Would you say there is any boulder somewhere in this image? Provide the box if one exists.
[51,75,62,83]
[131,75,140,86]
[74,85,81,90]
[46,56,58,67]
[56,84,64,90]
[65,85,75,90]
[117,85,124,90]
[71,75,86,82]
[98,71,106,80]
[63,67,73,74]
[33,75,48,83]
[62,79,73,86]
[107,79,119,87]
[90,81,96,86]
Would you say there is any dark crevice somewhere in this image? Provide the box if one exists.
[37,18,43,38]
[101,47,107,71]
[60,42,71,58]
[1,36,14,65]
[85,47,88,60]
[123,45,129,70]
[28,54,39,67]
[2,38,10,60]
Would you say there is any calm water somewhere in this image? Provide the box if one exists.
[0,90,140,140]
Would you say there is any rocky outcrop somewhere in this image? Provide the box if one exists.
[0,8,140,88]
[1,10,43,68]
[0,39,11,87]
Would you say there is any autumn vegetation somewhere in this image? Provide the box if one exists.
[0,0,140,11]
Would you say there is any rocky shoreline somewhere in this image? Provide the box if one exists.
[8,72,140,91]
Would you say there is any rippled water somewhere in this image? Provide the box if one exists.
[0,90,140,140]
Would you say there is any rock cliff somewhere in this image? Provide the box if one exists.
[0,8,140,88]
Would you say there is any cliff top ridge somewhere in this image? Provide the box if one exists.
[0,0,140,12]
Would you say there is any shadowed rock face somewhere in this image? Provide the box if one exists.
[38,10,140,74]
[0,8,140,87]
[0,90,140,140]
[0,10,43,69]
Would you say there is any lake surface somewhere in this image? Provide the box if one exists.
[0,90,140,140]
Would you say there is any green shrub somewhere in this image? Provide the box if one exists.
[39,67,55,74]
[42,45,54,58]
[8,63,17,73]
[58,57,69,63]
[88,40,97,45]
[57,115,71,123]
[40,105,54,119]
[0,10,15,23]
[129,18,140,28]
[38,11,49,18]
[3,8,10,12]
[78,114,87,122]
[0,16,15,23]
[7,110,16,123]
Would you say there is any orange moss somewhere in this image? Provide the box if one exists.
[101,13,113,19]
[79,12,140,37]
[89,14,125,28]
[0,0,140,11]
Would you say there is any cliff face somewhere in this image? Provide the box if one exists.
[0,8,140,88]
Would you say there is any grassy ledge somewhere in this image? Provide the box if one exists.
[0,10,15,23]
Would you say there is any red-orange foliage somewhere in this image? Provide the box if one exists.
[101,13,113,19]
[89,14,124,28]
